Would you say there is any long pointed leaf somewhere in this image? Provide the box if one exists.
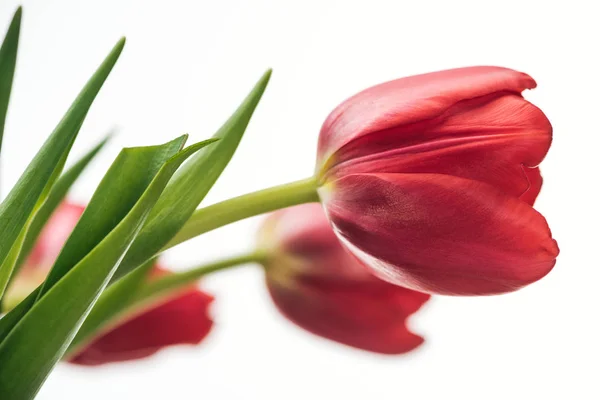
[0,137,214,399]
[0,131,182,343]
[0,7,21,156]
[37,135,186,300]
[111,69,271,282]
[0,138,216,342]
[0,38,125,300]
[3,134,186,326]
[10,135,110,282]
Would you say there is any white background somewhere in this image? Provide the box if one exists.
[0,0,598,399]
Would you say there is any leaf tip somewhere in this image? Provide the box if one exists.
[8,6,22,32]
[104,126,119,141]
[260,68,272,87]
[244,69,272,103]
[13,6,23,21]
[111,37,126,58]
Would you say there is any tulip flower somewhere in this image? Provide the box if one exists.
[5,202,214,365]
[172,66,559,298]
[69,264,214,366]
[258,204,430,354]
[313,67,559,295]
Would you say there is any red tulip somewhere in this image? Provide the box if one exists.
[316,67,559,295]
[69,266,214,366]
[6,201,214,365]
[260,204,430,354]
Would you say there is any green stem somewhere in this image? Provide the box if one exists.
[67,177,319,352]
[164,176,319,250]
[136,251,266,301]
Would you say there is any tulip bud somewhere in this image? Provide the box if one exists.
[259,204,430,354]
[4,201,214,365]
[315,66,559,295]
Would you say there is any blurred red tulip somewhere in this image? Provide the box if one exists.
[260,204,430,354]
[5,202,86,309]
[316,67,559,295]
[69,266,214,366]
[7,201,214,365]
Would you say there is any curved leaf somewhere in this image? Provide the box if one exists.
[0,38,125,300]
[111,69,272,282]
[0,7,21,156]
[9,135,110,284]
[0,136,215,399]
[37,135,185,299]
[0,138,216,342]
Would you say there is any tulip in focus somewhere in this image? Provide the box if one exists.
[315,66,559,295]
[259,204,430,354]
[5,202,214,366]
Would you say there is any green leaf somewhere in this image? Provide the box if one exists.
[10,135,110,282]
[110,69,272,282]
[0,137,217,343]
[0,136,215,399]
[0,133,184,342]
[37,135,185,300]
[0,38,125,300]
[0,7,21,157]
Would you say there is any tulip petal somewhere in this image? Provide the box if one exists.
[318,66,537,169]
[520,166,543,206]
[267,274,429,354]
[323,173,558,295]
[69,289,213,365]
[262,204,430,354]
[328,93,551,205]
